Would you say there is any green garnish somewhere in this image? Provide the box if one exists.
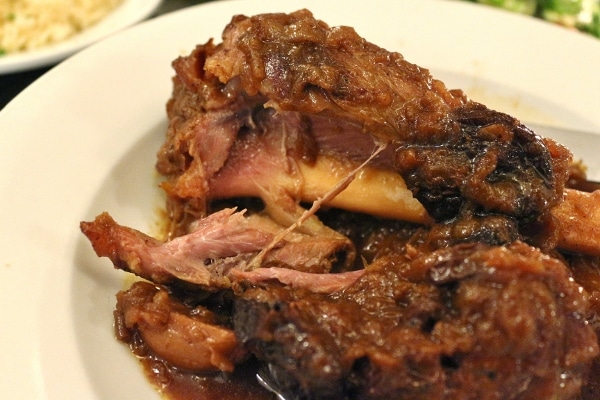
[467,0,600,38]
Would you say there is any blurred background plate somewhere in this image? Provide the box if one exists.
[0,0,162,74]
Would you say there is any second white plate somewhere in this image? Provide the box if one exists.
[0,0,162,73]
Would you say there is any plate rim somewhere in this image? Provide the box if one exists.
[1,0,599,398]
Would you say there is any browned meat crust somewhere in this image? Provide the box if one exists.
[157,9,571,249]
[116,281,242,372]
[79,9,600,400]
[205,11,465,140]
[234,242,599,400]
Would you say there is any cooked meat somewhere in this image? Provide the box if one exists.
[204,11,465,140]
[80,208,353,290]
[229,267,365,294]
[79,9,600,400]
[115,281,242,372]
[158,9,571,248]
[552,189,600,256]
[568,254,600,400]
[81,209,267,288]
[233,242,599,400]
[159,42,430,239]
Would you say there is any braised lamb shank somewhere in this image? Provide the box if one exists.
[81,9,600,400]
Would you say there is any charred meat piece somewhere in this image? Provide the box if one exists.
[233,242,598,400]
[396,104,569,222]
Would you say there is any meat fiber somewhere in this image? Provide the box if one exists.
[80,208,353,290]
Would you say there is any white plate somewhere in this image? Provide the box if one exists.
[0,0,162,74]
[1,0,599,398]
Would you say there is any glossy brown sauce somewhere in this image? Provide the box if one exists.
[116,254,600,400]
[117,172,600,400]
[114,290,273,400]
[142,359,273,400]
[136,350,272,400]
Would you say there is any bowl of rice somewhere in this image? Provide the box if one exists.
[0,0,162,73]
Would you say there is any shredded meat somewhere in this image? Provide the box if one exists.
[80,208,353,290]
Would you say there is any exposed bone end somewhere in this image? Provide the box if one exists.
[553,189,600,257]
[298,155,432,225]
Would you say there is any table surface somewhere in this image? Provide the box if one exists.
[0,0,211,110]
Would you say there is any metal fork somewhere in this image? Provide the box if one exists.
[256,368,291,400]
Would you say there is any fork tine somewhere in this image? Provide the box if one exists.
[256,369,290,400]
